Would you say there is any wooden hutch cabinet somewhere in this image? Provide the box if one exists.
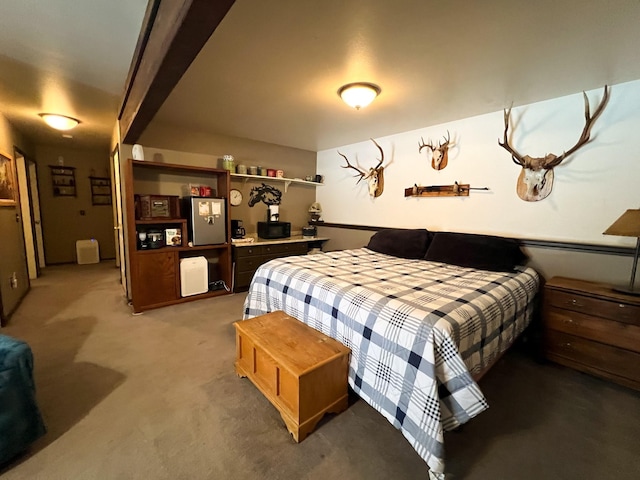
[125,159,232,313]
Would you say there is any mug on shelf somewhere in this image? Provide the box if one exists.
[276,169,284,178]
[314,174,324,183]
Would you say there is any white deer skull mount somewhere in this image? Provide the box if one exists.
[498,85,610,202]
[418,131,451,170]
[338,138,386,197]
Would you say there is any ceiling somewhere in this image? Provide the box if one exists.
[0,0,147,150]
[1,0,640,154]
[151,0,640,152]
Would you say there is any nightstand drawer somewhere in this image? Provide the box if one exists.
[545,330,640,384]
[546,309,640,353]
[547,290,640,325]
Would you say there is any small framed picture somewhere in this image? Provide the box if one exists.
[0,153,17,206]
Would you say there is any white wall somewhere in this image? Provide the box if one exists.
[317,80,640,248]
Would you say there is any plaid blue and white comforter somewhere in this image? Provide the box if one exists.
[243,248,539,478]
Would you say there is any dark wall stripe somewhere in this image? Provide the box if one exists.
[314,222,635,257]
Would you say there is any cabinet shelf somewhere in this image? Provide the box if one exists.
[137,244,229,254]
[231,173,323,192]
[135,219,186,225]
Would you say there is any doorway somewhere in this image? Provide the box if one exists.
[14,149,45,279]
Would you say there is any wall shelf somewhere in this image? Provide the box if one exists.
[231,173,323,192]
[90,176,112,205]
[49,165,76,197]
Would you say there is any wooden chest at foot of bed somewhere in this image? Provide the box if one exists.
[233,311,351,442]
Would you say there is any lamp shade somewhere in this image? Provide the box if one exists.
[603,209,640,237]
[338,83,381,110]
[604,208,640,295]
[39,113,80,131]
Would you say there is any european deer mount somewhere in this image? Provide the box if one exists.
[498,85,610,202]
[419,130,451,170]
[338,138,387,197]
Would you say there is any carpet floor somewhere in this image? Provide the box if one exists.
[1,262,639,480]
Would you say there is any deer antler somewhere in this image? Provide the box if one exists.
[498,106,526,167]
[338,151,366,183]
[370,138,384,171]
[418,137,434,153]
[440,130,451,148]
[546,85,610,167]
[419,131,450,153]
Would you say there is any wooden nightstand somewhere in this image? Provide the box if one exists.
[542,277,640,391]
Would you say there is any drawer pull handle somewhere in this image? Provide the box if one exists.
[567,299,584,307]
[563,342,572,348]
[563,318,574,324]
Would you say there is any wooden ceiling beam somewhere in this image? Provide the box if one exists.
[119,0,235,144]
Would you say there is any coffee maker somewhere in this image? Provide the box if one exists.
[231,219,246,239]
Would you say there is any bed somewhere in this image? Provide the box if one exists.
[242,230,540,479]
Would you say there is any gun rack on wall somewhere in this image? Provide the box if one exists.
[404,182,489,198]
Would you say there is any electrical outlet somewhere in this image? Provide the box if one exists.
[10,272,18,289]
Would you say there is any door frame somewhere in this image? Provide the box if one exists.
[111,145,127,295]
[13,147,41,279]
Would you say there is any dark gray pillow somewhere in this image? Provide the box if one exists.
[366,229,433,259]
[424,232,527,272]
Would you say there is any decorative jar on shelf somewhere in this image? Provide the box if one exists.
[222,155,235,171]
[236,164,247,174]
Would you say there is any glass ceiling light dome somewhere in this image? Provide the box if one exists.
[39,113,81,131]
[338,82,381,110]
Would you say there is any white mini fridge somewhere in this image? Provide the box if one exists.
[180,256,208,297]
[183,197,226,245]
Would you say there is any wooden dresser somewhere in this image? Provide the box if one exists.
[232,236,329,292]
[542,276,640,391]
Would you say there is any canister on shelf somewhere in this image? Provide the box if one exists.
[236,164,247,174]
[267,169,277,177]
[259,166,267,176]
[222,155,235,171]
[248,166,258,175]
[276,169,284,178]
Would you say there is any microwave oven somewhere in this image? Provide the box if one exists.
[257,221,291,239]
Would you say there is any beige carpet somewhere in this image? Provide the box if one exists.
[1,262,639,480]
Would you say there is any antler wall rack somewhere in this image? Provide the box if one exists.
[404,182,489,198]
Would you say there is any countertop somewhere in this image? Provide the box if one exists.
[232,235,329,247]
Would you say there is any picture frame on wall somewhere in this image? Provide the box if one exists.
[0,153,17,207]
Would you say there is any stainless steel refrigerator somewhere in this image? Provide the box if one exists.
[183,197,227,245]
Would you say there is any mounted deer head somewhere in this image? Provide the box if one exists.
[498,85,610,201]
[338,138,386,197]
[419,130,451,170]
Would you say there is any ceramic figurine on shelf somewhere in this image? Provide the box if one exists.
[308,202,322,222]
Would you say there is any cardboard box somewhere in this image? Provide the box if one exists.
[165,228,182,247]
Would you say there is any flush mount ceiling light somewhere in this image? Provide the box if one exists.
[39,113,80,131]
[338,82,381,110]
